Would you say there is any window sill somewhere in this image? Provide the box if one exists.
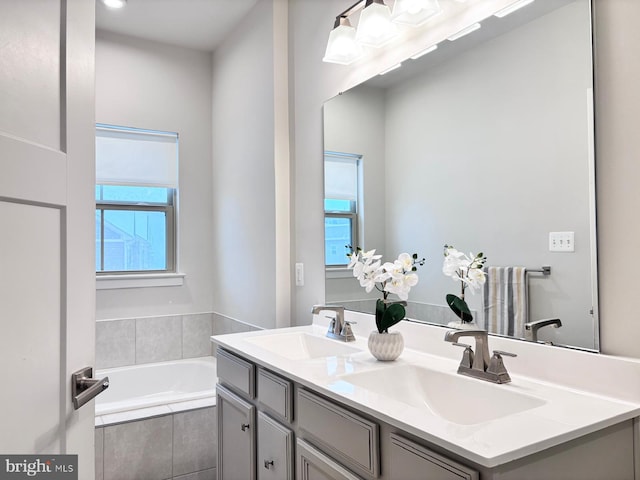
[326,267,353,279]
[96,272,185,290]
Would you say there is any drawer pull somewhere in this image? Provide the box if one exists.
[264,460,274,469]
[241,423,250,432]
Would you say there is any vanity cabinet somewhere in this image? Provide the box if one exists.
[297,388,379,478]
[215,347,635,480]
[217,385,256,480]
[217,349,294,480]
[388,433,478,480]
[297,439,364,480]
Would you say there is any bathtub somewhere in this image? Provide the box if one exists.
[95,356,217,416]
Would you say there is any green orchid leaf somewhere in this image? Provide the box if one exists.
[382,303,406,331]
[375,299,386,333]
[446,294,474,322]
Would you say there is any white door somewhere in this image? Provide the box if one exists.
[0,0,96,478]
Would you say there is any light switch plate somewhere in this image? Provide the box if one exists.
[295,263,304,286]
[549,232,575,252]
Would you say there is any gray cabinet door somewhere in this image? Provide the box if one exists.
[297,439,364,480]
[389,433,479,480]
[257,412,294,480]
[217,385,256,480]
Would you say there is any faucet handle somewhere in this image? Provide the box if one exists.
[452,342,474,369]
[493,350,517,358]
[327,318,336,335]
[340,321,356,342]
[487,350,517,383]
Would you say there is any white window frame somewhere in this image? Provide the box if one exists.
[324,152,361,269]
[95,124,181,287]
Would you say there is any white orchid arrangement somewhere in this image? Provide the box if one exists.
[348,247,425,333]
[442,245,487,323]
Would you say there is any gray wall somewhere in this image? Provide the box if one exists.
[211,0,290,330]
[95,31,215,320]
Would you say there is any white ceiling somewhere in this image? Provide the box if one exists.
[95,0,259,52]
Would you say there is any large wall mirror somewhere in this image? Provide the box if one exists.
[323,0,598,351]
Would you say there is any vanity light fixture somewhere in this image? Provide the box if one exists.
[494,0,535,18]
[410,44,438,59]
[356,0,399,48]
[447,22,481,41]
[323,16,364,65]
[379,63,402,75]
[100,0,127,9]
[391,0,443,27]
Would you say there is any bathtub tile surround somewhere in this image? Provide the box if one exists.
[96,313,215,369]
[212,312,261,336]
[183,313,215,358]
[96,312,261,369]
[96,406,216,480]
[173,469,216,480]
[103,415,173,480]
[136,315,183,364]
[172,408,217,477]
[95,319,136,368]
[95,428,104,480]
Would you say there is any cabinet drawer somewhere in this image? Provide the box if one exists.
[258,368,293,423]
[389,433,479,480]
[217,348,255,398]
[297,389,379,478]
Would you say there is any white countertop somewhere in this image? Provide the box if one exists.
[211,316,640,468]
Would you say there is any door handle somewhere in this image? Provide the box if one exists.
[72,366,109,410]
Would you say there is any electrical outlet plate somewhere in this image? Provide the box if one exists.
[549,232,575,252]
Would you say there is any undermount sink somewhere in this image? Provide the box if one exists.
[338,365,546,425]
[244,332,361,360]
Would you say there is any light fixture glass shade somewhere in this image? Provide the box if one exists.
[355,1,398,48]
[391,0,442,27]
[323,22,364,65]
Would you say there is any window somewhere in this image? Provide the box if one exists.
[95,124,178,274]
[324,152,360,267]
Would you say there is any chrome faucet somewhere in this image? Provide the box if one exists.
[524,318,562,343]
[444,329,516,384]
[311,305,355,342]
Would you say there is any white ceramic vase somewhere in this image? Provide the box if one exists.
[368,330,404,361]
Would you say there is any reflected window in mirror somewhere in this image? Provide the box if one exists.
[322,0,599,351]
[324,153,361,267]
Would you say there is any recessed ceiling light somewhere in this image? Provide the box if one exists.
[100,0,127,9]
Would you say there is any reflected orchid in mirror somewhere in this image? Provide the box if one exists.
[347,246,425,333]
[443,245,487,323]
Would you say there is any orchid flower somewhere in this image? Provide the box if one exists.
[443,245,487,323]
